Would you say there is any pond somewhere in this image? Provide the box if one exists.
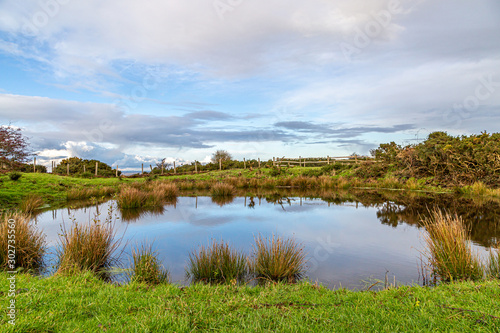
[34,190,500,289]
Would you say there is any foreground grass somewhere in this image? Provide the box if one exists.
[1,272,499,332]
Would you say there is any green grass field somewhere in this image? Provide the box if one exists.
[1,272,499,332]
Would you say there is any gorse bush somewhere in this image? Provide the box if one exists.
[250,234,307,283]
[0,212,46,272]
[371,131,500,186]
[129,242,169,285]
[187,240,247,284]
[421,210,484,282]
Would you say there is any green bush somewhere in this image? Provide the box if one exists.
[9,171,22,181]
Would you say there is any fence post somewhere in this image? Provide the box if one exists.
[142,163,144,174]
[95,162,98,176]
[327,156,330,165]
[195,161,198,174]
[150,165,153,172]
[299,156,301,167]
[33,157,36,173]
[67,163,69,175]
[355,155,358,164]
[244,158,246,169]
[273,157,275,167]
[174,161,176,174]
[84,165,86,173]
[219,158,222,171]
[161,161,164,175]
[258,158,261,168]
[116,165,118,177]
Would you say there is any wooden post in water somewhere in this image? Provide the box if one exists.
[219,158,222,171]
[258,158,261,168]
[95,162,98,176]
[243,158,246,169]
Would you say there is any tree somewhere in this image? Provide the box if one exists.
[211,150,232,164]
[0,125,33,170]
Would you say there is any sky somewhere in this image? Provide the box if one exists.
[0,0,499,171]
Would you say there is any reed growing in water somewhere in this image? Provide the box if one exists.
[187,239,247,284]
[0,212,46,272]
[421,210,484,282]
[249,234,306,283]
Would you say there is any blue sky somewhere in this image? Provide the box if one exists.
[0,0,499,171]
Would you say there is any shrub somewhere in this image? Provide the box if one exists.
[129,242,169,285]
[8,171,22,181]
[421,210,484,282]
[0,212,46,272]
[249,234,306,283]
[187,240,247,284]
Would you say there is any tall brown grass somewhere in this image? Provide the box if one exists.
[187,240,247,284]
[56,212,121,278]
[19,194,44,214]
[0,212,46,272]
[117,187,146,208]
[210,183,235,197]
[67,186,117,201]
[249,234,307,283]
[487,245,500,279]
[421,210,484,282]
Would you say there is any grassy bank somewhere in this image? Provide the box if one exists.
[1,272,499,332]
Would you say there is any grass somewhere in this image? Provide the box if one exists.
[210,182,236,197]
[487,245,500,279]
[187,239,247,284]
[0,212,46,272]
[19,193,44,214]
[2,272,500,332]
[250,234,307,283]
[56,210,121,278]
[421,210,484,282]
[128,242,169,285]
[116,187,146,208]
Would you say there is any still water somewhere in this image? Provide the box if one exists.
[34,191,499,289]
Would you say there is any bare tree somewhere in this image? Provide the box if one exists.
[211,150,232,163]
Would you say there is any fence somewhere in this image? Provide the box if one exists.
[22,155,373,176]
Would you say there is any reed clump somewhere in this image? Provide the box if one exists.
[421,210,484,282]
[210,183,235,197]
[0,212,46,272]
[249,234,307,283]
[19,193,44,214]
[67,186,117,201]
[487,245,500,279]
[56,212,121,277]
[117,187,146,208]
[129,242,169,285]
[187,240,247,284]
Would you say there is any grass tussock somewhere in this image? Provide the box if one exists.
[117,187,146,208]
[129,242,169,285]
[487,245,500,279]
[210,183,235,197]
[187,239,247,284]
[421,210,484,282]
[250,234,307,283]
[67,186,117,201]
[0,212,46,272]
[56,212,121,278]
[19,193,44,214]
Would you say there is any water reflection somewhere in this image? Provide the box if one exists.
[32,189,500,289]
